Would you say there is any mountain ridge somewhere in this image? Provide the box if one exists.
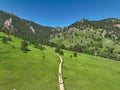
[50,18,120,61]
[0,10,120,60]
[0,10,59,44]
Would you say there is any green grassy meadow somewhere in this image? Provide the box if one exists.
[0,32,120,90]
[62,50,120,90]
[0,32,59,90]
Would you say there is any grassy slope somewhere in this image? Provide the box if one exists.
[62,50,120,90]
[50,30,120,52]
[0,32,59,90]
[1,32,120,90]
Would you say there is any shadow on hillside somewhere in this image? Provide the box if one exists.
[0,51,13,54]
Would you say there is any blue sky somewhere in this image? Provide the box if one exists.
[0,0,120,27]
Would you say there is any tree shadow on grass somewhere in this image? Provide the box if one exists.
[63,76,67,80]
[0,51,14,54]
[62,66,69,70]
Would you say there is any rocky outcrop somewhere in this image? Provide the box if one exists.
[4,18,13,30]
[29,26,35,33]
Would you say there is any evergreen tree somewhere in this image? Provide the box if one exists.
[73,52,77,57]
[20,40,29,53]
[55,47,64,55]
[1,36,8,44]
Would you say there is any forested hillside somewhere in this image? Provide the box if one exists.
[50,18,120,61]
[0,10,59,44]
[0,10,120,61]
[0,32,59,90]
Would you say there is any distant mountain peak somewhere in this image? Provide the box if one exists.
[0,10,58,43]
[79,18,89,23]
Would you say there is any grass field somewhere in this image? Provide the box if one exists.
[0,32,59,90]
[62,50,120,90]
[1,32,120,90]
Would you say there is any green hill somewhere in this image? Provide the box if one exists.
[0,10,59,44]
[0,31,120,90]
[0,32,59,90]
[1,10,119,61]
[50,18,120,61]
[0,10,120,90]
[62,50,120,90]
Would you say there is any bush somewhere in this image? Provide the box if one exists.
[1,36,8,44]
[34,43,45,51]
[70,55,72,58]
[55,47,64,55]
[7,36,12,41]
[1,36,12,44]
[20,40,29,53]
[73,52,77,57]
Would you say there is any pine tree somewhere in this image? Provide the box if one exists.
[1,36,8,44]
[73,52,77,57]
[20,40,29,53]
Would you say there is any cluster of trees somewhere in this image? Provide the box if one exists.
[68,43,120,61]
[1,36,12,44]
[20,41,46,53]
[0,35,30,53]
[0,35,46,53]
[97,52,120,61]
[70,52,77,58]
[55,47,64,55]
[46,40,120,60]
[34,43,45,51]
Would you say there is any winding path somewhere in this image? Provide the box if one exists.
[57,54,65,90]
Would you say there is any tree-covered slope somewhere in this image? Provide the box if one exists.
[50,18,120,61]
[0,31,120,90]
[0,32,59,90]
[0,10,59,44]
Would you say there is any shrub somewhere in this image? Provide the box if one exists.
[20,40,29,53]
[73,52,77,57]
